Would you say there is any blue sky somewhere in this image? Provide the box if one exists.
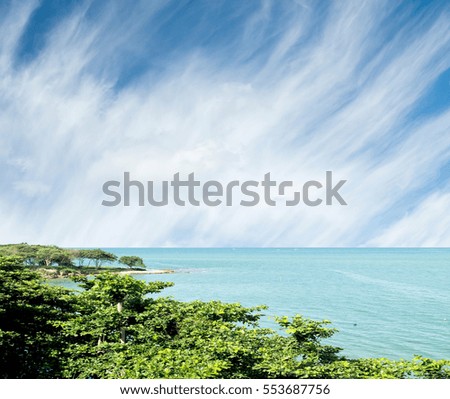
[1,0,450,247]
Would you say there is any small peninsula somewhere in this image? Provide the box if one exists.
[0,243,174,279]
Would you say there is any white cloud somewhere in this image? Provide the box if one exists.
[13,180,50,197]
[369,192,450,247]
[0,1,449,247]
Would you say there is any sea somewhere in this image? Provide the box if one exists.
[56,248,450,360]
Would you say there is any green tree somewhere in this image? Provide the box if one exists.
[35,246,73,267]
[67,273,173,344]
[0,243,37,265]
[0,255,24,268]
[119,256,145,269]
[0,256,75,378]
[82,249,117,269]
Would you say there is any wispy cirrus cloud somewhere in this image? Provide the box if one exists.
[369,192,450,246]
[0,0,449,247]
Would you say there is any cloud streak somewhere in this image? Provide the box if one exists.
[0,0,449,247]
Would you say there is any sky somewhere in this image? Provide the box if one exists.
[0,0,450,247]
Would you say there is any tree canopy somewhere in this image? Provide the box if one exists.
[119,255,145,269]
[0,244,119,269]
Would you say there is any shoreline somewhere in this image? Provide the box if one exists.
[37,267,175,279]
[116,269,174,275]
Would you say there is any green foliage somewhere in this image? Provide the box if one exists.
[0,244,119,269]
[35,246,74,267]
[0,257,75,378]
[74,273,171,302]
[0,260,449,379]
[119,255,145,269]
[0,243,38,265]
[80,248,118,268]
[0,255,25,269]
[409,356,450,379]
[0,243,74,267]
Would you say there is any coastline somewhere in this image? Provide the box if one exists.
[37,267,175,279]
[116,269,174,275]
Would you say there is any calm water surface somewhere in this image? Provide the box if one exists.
[56,248,450,360]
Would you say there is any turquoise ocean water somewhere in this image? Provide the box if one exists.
[59,248,450,360]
